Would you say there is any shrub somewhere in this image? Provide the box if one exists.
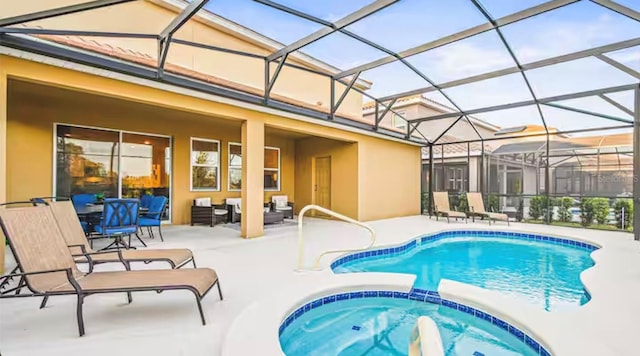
[487,194,499,212]
[592,198,611,225]
[557,197,574,223]
[516,198,524,222]
[613,198,633,229]
[580,198,594,227]
[529,196,544,220]
[457,192,468,213]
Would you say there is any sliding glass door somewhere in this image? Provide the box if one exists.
[55,124,172,220]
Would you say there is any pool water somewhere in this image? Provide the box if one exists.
[333,235,594,311]
[280,297,539,356]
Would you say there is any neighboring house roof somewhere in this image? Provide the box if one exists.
[421,135,492,159]
[152,0,371,89]
[492,132,632,155]
[362,94,500,133]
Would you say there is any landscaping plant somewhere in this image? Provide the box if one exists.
[592,198,611,225]
[580,198,595,227]
[529,196,544,220]
[613,198,633,229]
[557,197,574,223]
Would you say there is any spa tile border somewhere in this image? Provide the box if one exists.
[279,288,551,356]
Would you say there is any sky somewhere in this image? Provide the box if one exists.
[206,0,640,137]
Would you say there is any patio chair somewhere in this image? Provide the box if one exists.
[71,193,97,210]
[226,198,242,223]
[271,195,294,219]
[191,198,228,227]
[139,196,167,241]
[47,200,195,272]
[466,192,510,225]
[0,204,222,336]
[92,198,145,249]
[140,194,154,209]
[432,192,466,223]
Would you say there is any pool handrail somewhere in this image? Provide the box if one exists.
[408,316,445,356]
[297,204,375,270]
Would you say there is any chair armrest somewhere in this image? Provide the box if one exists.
[69,246,129,271]
[0,267,74,281]
[288,202,294,208]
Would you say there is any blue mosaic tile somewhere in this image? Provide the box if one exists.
[393,292,409,299]
[349,291,364,299]
[285,315,293,327]
[311,300,322,309]
[540,347,551,356]
[458,304,475,315]
[509,325,525,341]
[411,288,429,295]
[475,310,492,322]
[294,308,304,318]
[304,303,311,312]
[278,324,285,335]
[379,291,393,298]
[442,300,458,309]
[525,335,540,352]
[364,291,378,298]
[492,317,509,331]
[425,295,441,304]
[322,295,336,304]
[336,293,350,301]
[426,290,440,296]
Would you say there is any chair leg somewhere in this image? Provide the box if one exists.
[134,233,147,247]
[76,294,86,337]
[216,280,223,300]
[40,295,49,309]
[158,224,164,242]
[195,295,206,325]
[127,292,132,304]
[192,258,197,268]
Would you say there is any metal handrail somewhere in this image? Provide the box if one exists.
[297,205,375,270]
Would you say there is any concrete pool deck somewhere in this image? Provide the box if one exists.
[1,216,639,356]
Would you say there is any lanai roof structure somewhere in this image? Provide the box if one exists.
[1,0,639,238]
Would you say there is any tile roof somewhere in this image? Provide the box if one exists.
[421,135,492,158]
[28,31,372,123]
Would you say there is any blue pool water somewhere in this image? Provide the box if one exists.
[280,297,540,356]
[333,234,595,311]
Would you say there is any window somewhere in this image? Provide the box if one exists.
[55,124,172,220]
[227,143,281,191]
[190,138,220,191]
[392,111,407,130]
[264,147,280,191]
[228,143,242,191]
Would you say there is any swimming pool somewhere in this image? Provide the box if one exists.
[279,292,546,356]
[332,231,597,311]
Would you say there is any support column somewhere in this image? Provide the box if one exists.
[428,144,433,216]
[0,64,7,273]
[241,119,265,238]
[633,85,640,240]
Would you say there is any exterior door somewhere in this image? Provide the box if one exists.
[314,156,331,216]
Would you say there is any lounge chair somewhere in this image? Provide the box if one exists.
[0,204,222,336]
[432,192,467,223]
[466,192,510,225]
[48,200,195,272]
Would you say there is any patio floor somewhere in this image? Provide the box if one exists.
[1,216,639,356]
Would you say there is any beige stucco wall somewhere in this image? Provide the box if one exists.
[6,80,296,225]
[4,0,364,118]
[358,137,422,221]
[294,137,359,219]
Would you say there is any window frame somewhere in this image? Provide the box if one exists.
[190,137,221,192]
[52,122,173,221]
[227,143,281,192]
[228,142,242,192]
[392,111,407,130]
[264,146,281,192]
